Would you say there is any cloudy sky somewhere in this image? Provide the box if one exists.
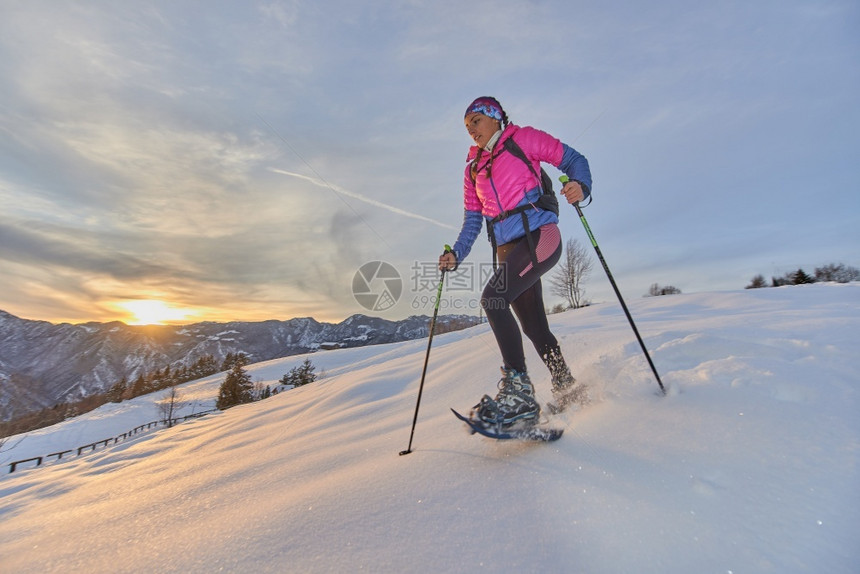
[1,1,858,325]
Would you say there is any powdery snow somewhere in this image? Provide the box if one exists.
[0,284,858,573]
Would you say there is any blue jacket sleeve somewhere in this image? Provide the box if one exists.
[559,144,593,199]
[451,209,483,264]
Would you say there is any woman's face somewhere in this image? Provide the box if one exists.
[464,112,501,149]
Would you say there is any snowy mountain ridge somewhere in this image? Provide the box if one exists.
[0,310,480,422]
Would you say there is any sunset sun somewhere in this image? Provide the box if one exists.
[119,300,196,325]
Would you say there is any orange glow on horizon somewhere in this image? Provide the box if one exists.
[8,299,350,326]
[116,300,199,326]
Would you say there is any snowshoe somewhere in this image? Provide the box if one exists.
[452,408,563,442]
[471,367,541,427]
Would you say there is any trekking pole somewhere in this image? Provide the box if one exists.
[560,176,666,395]
[399,256,448,456]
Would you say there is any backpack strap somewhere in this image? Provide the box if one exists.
[492,137,555,270]
[473,136,558,271]
[500,137,560,214]
[502,138,543,190]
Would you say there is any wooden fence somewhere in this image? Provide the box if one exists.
[6,409,218,474]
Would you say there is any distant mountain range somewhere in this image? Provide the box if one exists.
[0,310,481,422]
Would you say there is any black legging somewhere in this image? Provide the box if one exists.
[481,223,563,373]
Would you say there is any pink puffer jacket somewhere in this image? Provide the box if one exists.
[462,124,564,217]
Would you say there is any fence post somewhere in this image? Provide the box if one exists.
[47,450,72,461]
[9,456,42,473]
[7,407,219,474]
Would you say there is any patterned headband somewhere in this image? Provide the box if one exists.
[464,97,504,122]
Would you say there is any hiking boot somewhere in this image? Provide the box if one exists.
[543,346,575,390]
[472,367,541,427]
[543,346,587,413]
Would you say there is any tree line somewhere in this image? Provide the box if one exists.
[746,263,859,289]
[106,353,231,403]
[0,350,326,439]
[216,357,319,410]
[548,239,858,312]
[1,353,237,438]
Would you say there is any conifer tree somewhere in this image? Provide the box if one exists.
[792,268,815,285]
[216,362,254,410]
[281,358,317,387]
[129,373,149,398]
[106,378,127,403]
[221,352,250,372]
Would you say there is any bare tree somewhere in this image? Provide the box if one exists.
[647,283,682,296]
[745,274,767,289]
[158,386,186,428]
[548,238,593,309]
[815,263,860,283]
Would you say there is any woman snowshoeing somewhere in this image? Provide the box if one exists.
[439,96,592,428]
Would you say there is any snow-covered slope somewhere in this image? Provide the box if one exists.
[1,284,858,573]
